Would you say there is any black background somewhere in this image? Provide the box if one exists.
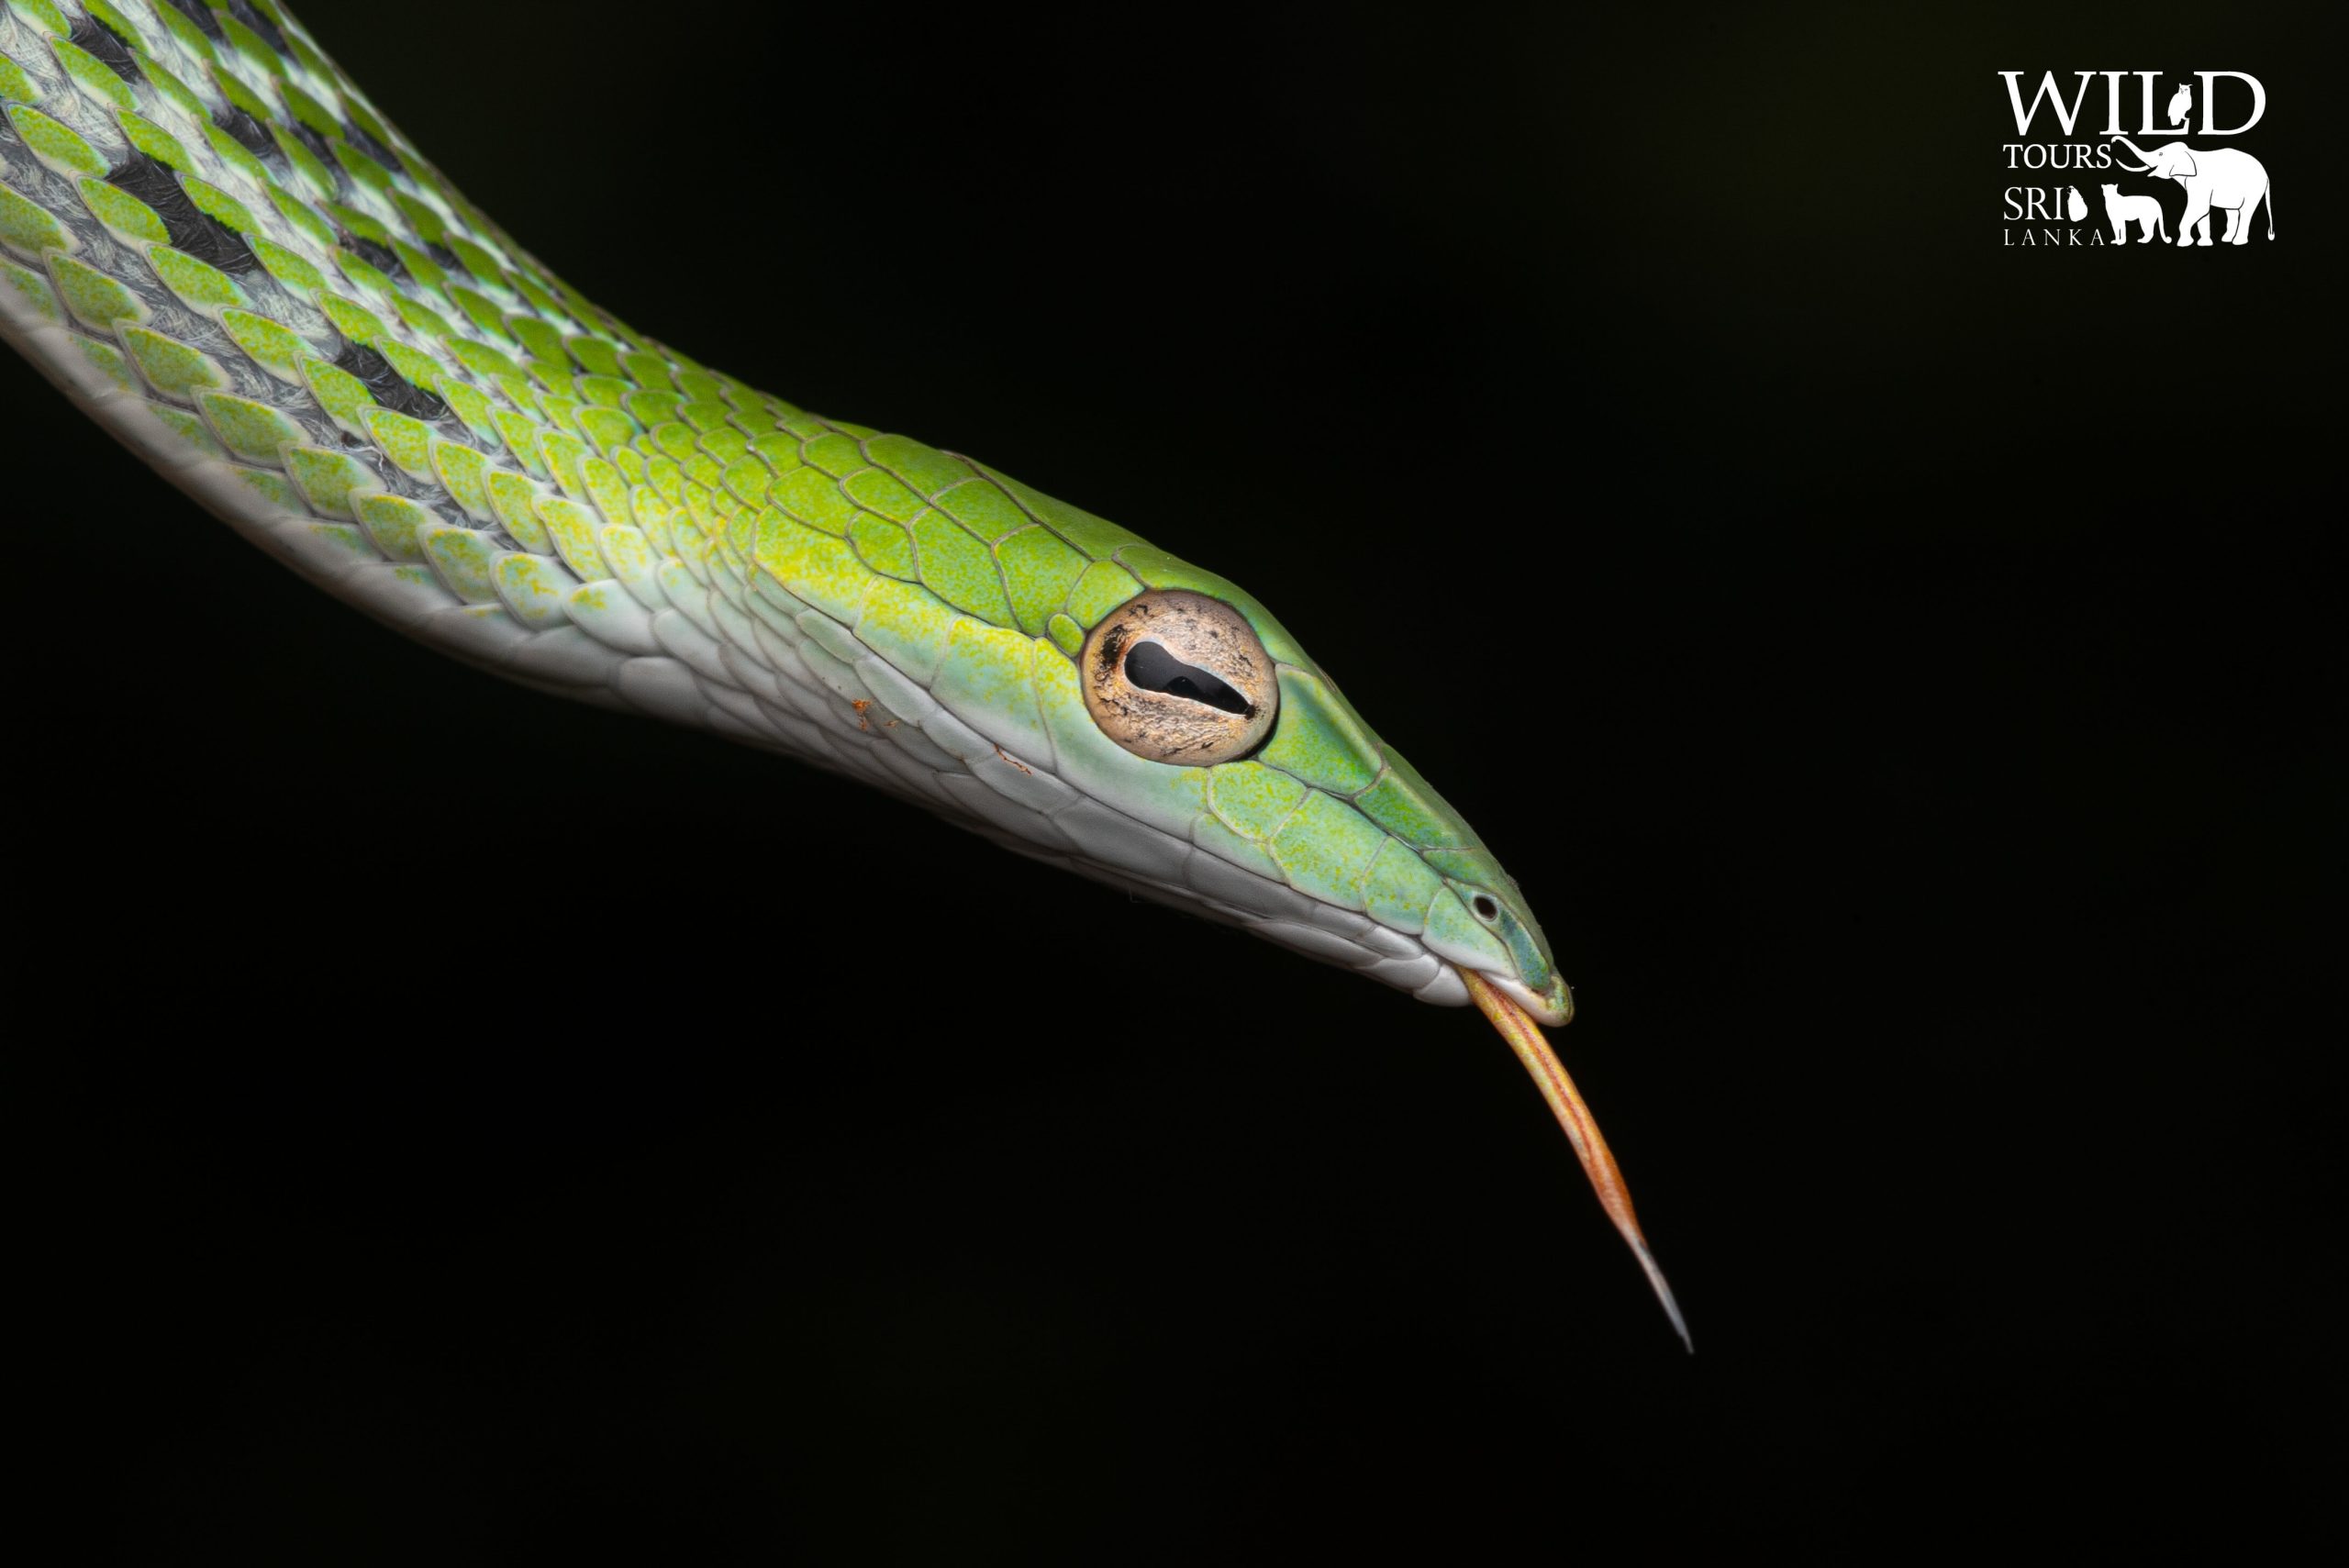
[14,1,2337,1559]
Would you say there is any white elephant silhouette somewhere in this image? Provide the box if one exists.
[2100,184,2167,243]
[2107,135,2276,245]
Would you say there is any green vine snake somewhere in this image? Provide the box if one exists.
[0,0,1687,1347]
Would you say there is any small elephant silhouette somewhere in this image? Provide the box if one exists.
[2110,137,2276,246]
[2066,184,2087,222]
[2101,183,2168,243]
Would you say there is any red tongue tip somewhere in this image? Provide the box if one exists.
[1460,968,1691,1353]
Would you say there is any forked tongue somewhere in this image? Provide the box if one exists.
[1461,969,1692,1352]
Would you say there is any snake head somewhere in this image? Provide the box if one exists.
[934,463,1571,1026]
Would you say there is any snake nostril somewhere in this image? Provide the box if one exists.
[1473,895,1499,921]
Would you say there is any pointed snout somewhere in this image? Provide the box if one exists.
[1487,969,1573,1028]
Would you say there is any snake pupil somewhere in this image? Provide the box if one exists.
[1123,640,1250,716]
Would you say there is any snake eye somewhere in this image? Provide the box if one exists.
[1081,590,1278,765]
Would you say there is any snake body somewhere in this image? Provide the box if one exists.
[2,0,1683,1339]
